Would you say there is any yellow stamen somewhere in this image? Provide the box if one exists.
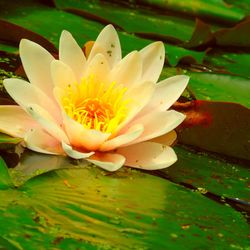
[62,75,130,133]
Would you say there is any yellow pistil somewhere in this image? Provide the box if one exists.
[62,75,130,133]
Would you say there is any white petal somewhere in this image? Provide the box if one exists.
[24,128,63,155]
[125,110,185,146]
[84,53,110,83]
[59,30,86,81]
[87,152,125,171]
[62,112,111,151]
[116,81,155,132]
[100,124,144,151]
[62,142,94,159]
[149,130,177,146]
[3,78,61,122]
[26,104,69,144]
[109,51,142,87]
[20,39,54,97]
[51,60,77,89]
[0,105,39,138]
[117,142,177,170]
[142,75,189,114]
[139,41,165,83]
[88,25,121,68]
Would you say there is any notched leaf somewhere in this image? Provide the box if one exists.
[175,100,250,161]
[214,16,250,47]
[0,19,57,53]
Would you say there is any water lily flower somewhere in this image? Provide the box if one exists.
[1,25,189,171]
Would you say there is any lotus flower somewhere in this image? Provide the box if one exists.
[1,25,189,171]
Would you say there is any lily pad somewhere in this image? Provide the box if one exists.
[0,157,13,189]
[0,133,22,145]
[225,0,250,15]
[53,0,196,43]
[188,72,250,107]
[205,49,250,78]
[134,0,245,24]
[160,67,250,107]
[0,158,248,249]
[163,146,250,201]
[176,101,250,161]
[0,0,206,66]
[214,16,250,47]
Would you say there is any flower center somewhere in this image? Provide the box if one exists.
[62,75,129,133]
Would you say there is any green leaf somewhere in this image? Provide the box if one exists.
[225,0,250,15]
[54,0,196,43]
[177,101,250,160]
[0,0,206,66]
[0,43,18,53]
[134,0,245,24]
[160,67,250,107]
[0,163,248,249]
[214,16,250,47]
[205,50,250,78]
[163,146,250,200]
[0,133,22,152]
[0,133,22,145]
[187,72,250,107]
[165,44,205,66]
[0,157,13,189]
[0,236,19,250]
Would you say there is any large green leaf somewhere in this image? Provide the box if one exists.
[0,0,206,66]
[0,157,13,189]
[214,16,250,47]
[188,72,250,107]
[161,67,250,107]
[0,155,248,249]
[225,0,250,15]
[205,50,250,78]
[163,146,250,200]
[134,0,246,24]
[54,0,196,43]
[0,133,22,145]
[177,101,250,160]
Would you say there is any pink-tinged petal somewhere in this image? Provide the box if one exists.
[59,30,86,81]
[109,51,142,87]
[3,78,61,122]
[0,105,39,138]
[88,25,121,68]
[124,110,185,146]
[19,39,54,97]
[87,152,125,171]
[26,104,69,144]
[62,113,111,151]
[117,142,177,170]
[84,53,110,83]
[149,130,177,146]
[116,81,155,132]
[62,142,94,159]
[24,128,64,155]
[142,75,189,114]
[100,124,144,151]
[139,41,165,83]
[51,60,77,89]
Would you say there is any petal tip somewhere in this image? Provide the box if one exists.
[19,38,37,51]
[61,30,72,39]
[104,24,115,31]
[19,38,30,47]
[100,24,118,38]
